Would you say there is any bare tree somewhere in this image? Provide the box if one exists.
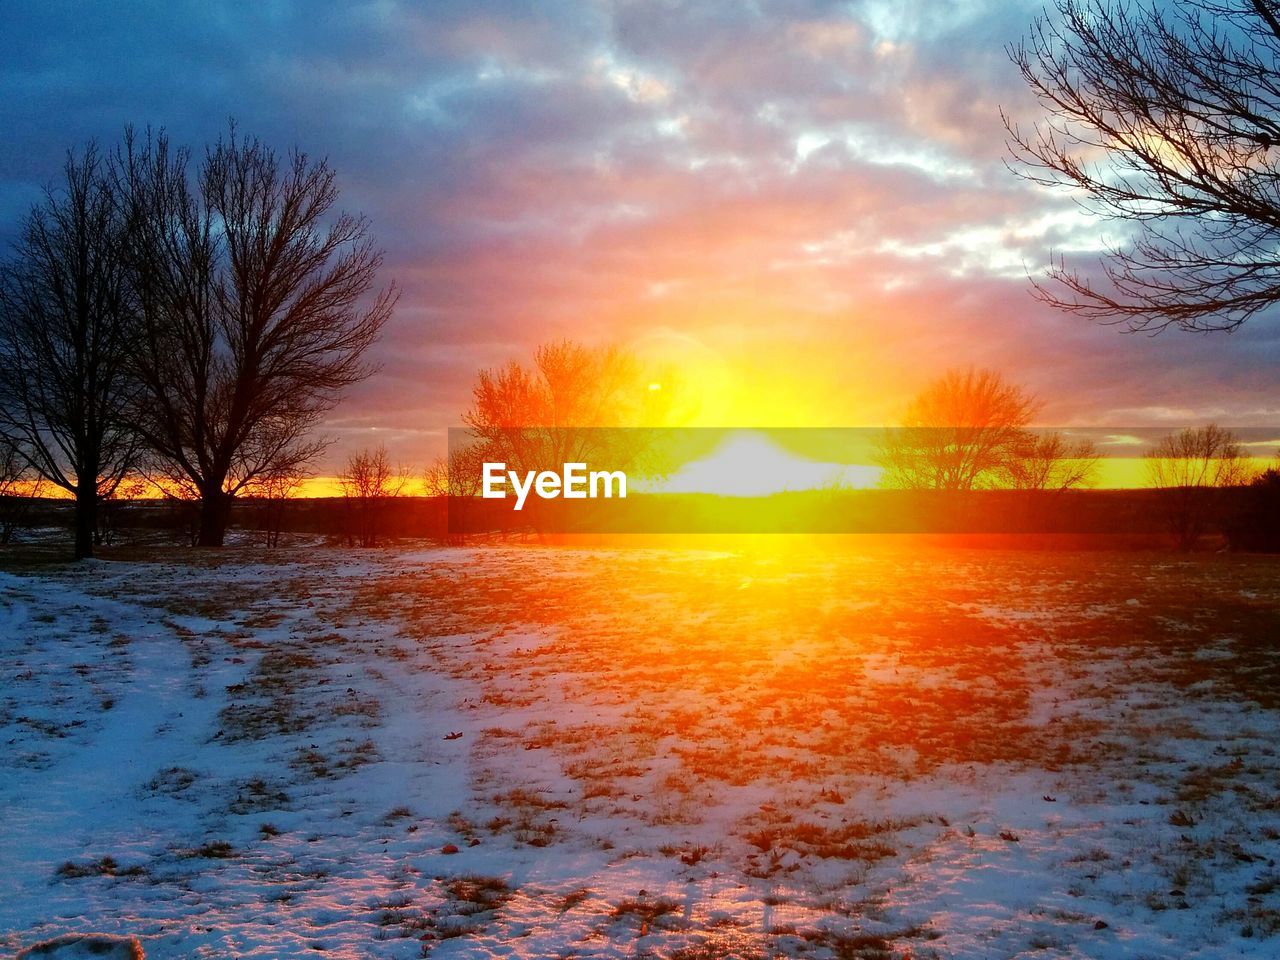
[245,468,308,548]
[466,340,661,429]
[1224,455,1280,550]
[0,437,46,544]
[1145,424,1254,548]
[423,445,485,500]
[0,145,138,558]
[423,442,487,544]
[339,445,408,547]
[96,474,149,547]
[464,340,674,483]
[1008,0,1280,331]
[876,368,1041,490]
[118,126,395,547]
[1002,432,1101,491]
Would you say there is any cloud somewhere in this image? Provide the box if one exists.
[1,0,1277,470]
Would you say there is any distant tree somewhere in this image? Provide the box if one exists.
[117,126,395,547]
[96,475,149,547]
[463,340,674,481]
[0,437,45,544]
[1145,424,1253,549]
[876,368,1041,490]
[423,444,485,500]
[245,468,308,548]
[0,145,138,559]
[1002,432,1100,491]
[466,340,666,430]
[1224,459,1280,551]
[339,445,408,547]
[161,487,203,548]
[424,442,486,544]
[1008,0,1280,331]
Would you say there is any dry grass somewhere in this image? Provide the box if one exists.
[14,542,1279,956]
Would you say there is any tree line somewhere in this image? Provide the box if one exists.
[421,348,1280,551]
[9,0,1280,561]
[0,124,396,558]
[334,340,674,547]
[7,321,1267,550]
[873,367,1278,549]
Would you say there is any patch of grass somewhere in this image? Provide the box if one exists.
[610,895,681,927]
[290,738,379,780]
[744,819,907,862]
[332,690,381,723]
[444,874,512,913]
[176,840,236,860]
[228,776,290,814]
[1066,846,1113,863]
[796,925,933,960]
[670,935,765,960]
[1246,872,1280,896]
[55,856,146,879]
[144,766,198,797]
[408,874,515,944]
[556,887,592,913]
[383,805,414,824]
[513,816,558,848]
[492,787,569,811]
[218,649,323,741]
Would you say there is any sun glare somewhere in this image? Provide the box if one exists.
[653,430,881,496]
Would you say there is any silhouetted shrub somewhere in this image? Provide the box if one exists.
[1224,469,1280,552]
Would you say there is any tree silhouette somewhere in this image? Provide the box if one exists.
[1145,424,1253,548]
[339,444,408,547]
[0,437,45,544]
[1008,0,1280,331]
[0,145,139,558]
[463,340,673,482]
[1224,458,1280,550]
[1002,432,1100,492]
[118,126,395,546]
[245,467,308,549]
[424,441,487,543]
[423,444,486,500]
[876,368,1040,490]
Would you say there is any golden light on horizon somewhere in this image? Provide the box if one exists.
[652,430,880,496]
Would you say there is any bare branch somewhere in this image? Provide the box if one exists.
[116,123,396,545]
[1008,0,1280,331]
[0,143,139,557]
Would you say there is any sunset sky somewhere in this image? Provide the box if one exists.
[3,0,1279,474]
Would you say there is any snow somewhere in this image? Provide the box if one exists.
[2,546,1279,958]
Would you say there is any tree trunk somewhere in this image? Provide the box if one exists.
[197,488,232,547]
[73,484,96,560]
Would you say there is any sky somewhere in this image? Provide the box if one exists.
[2,0,1279,473]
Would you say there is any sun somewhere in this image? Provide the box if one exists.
[652,430,880,496]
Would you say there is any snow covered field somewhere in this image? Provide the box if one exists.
[2,544,1279,959]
